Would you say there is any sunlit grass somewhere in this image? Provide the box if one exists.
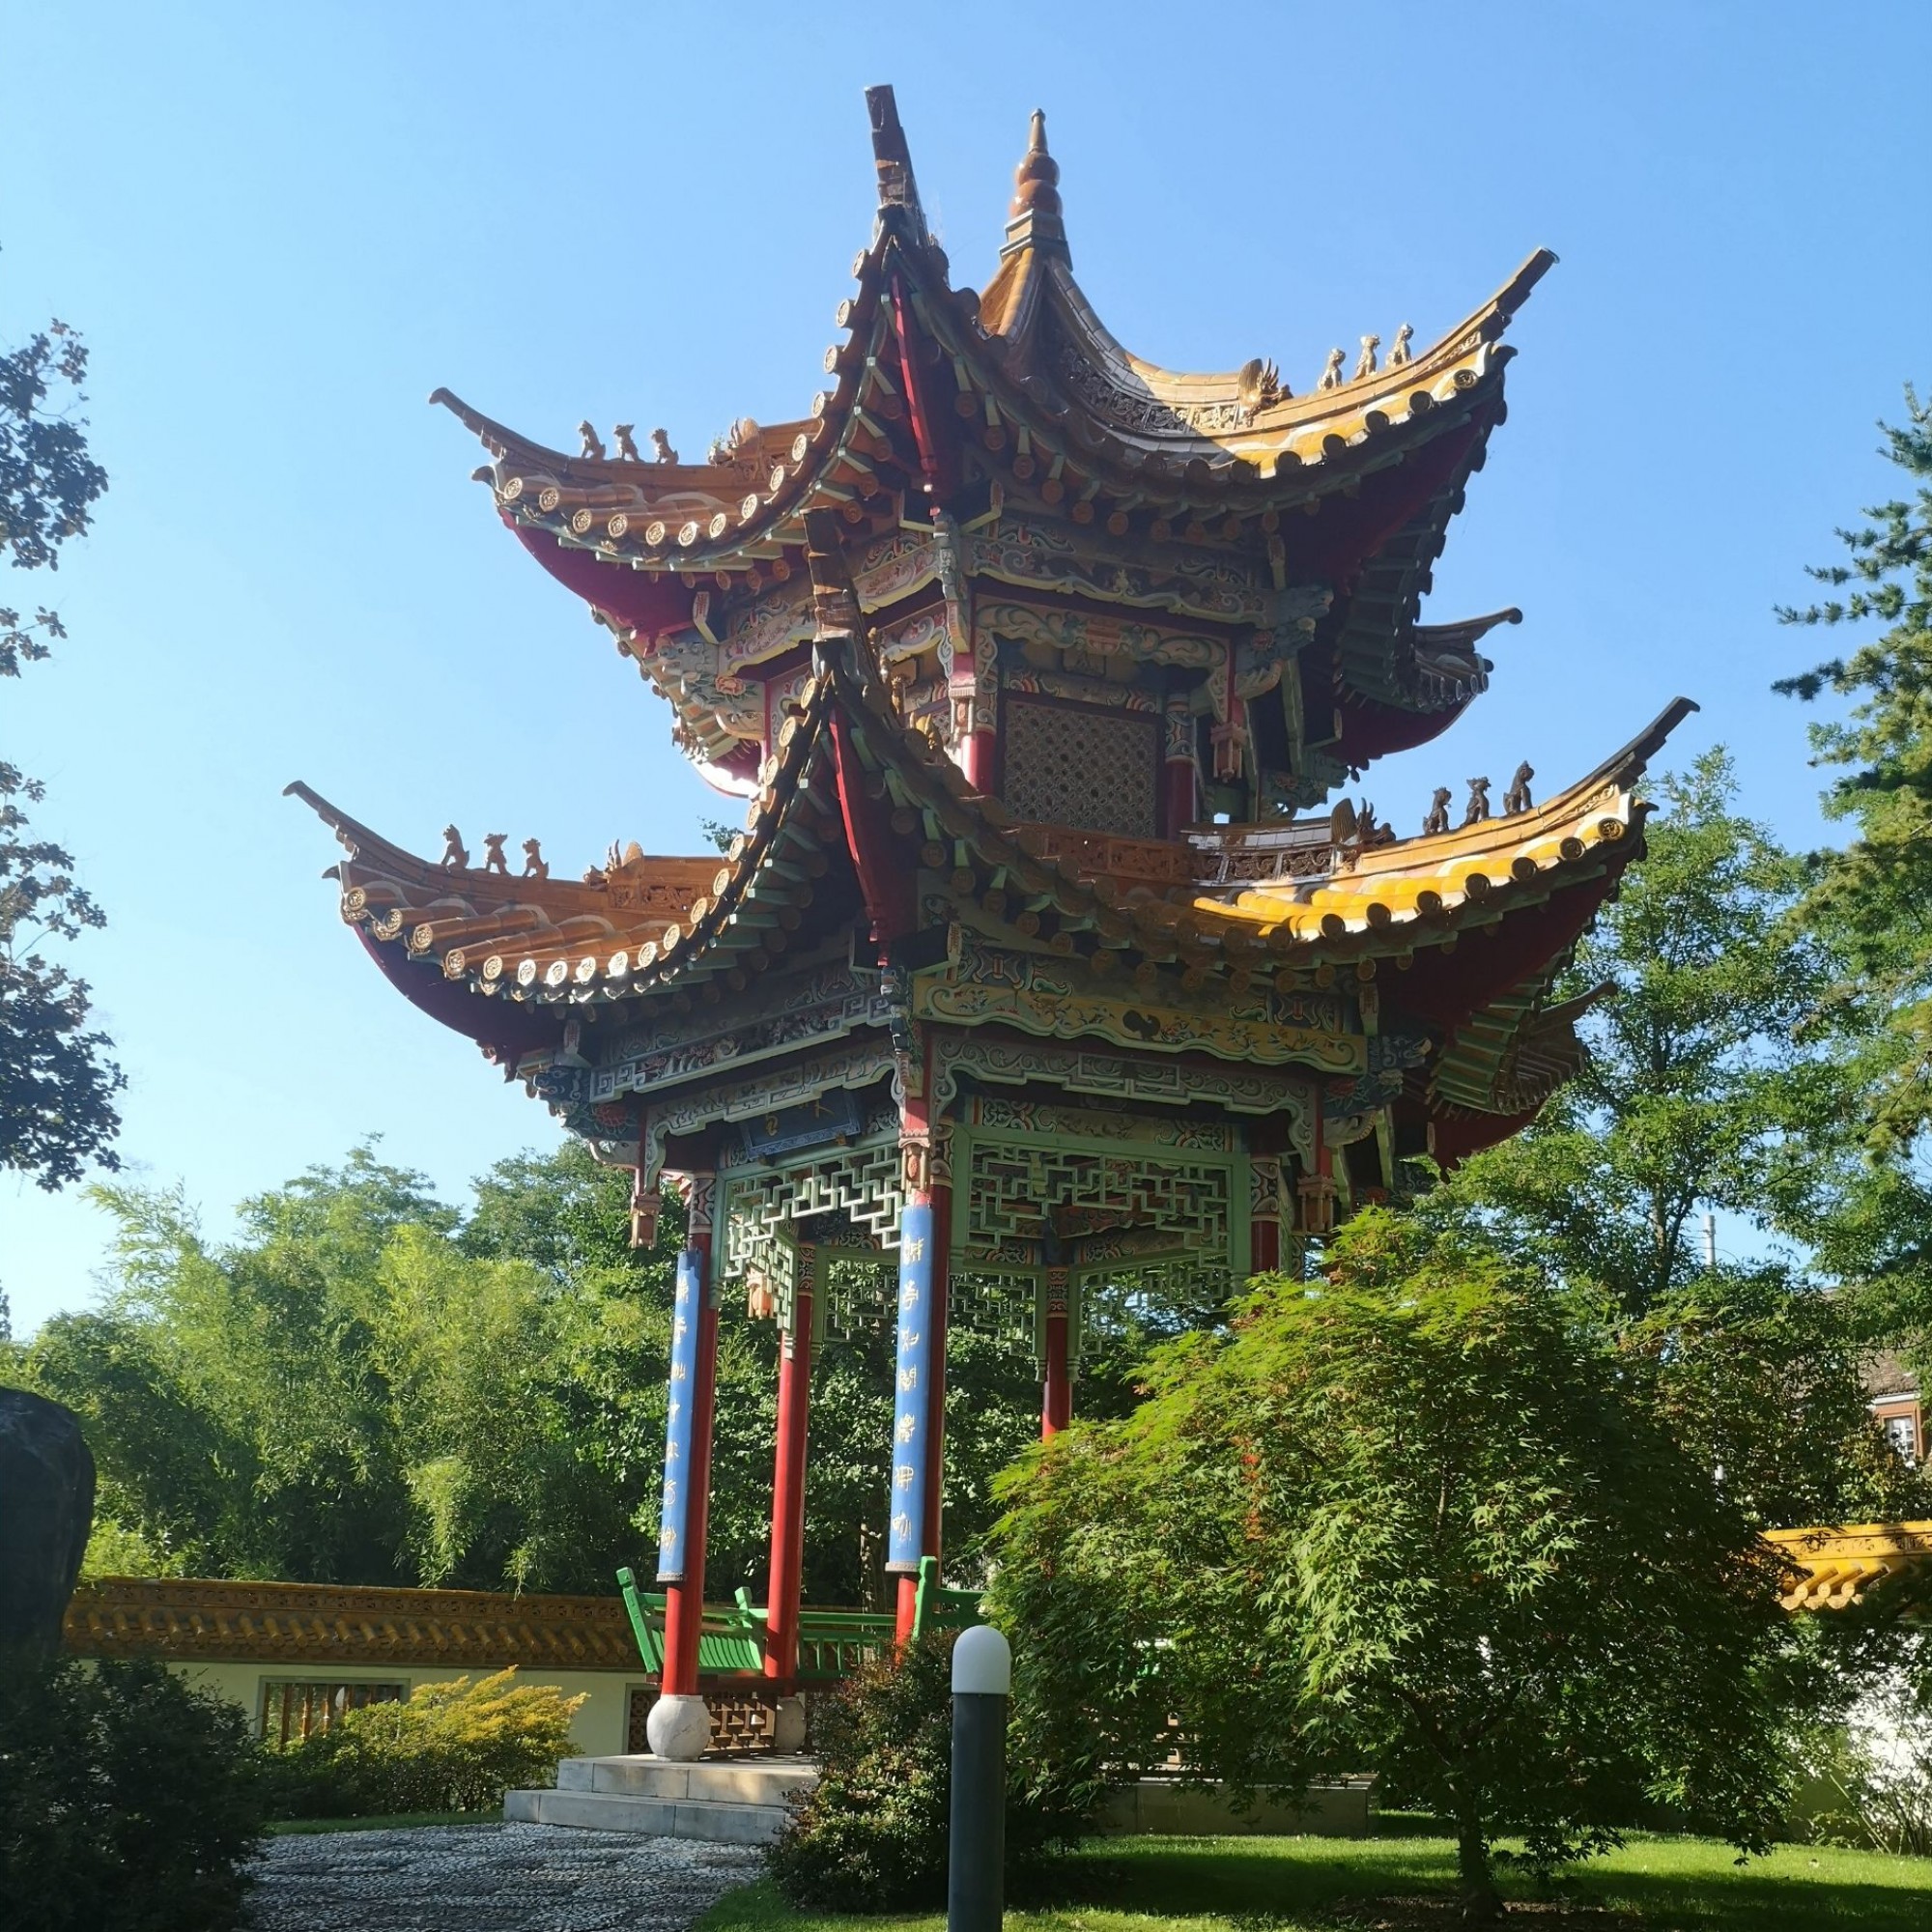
[700,1828,1932,1929]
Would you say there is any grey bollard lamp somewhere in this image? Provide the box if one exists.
[948,1625,1011,1932]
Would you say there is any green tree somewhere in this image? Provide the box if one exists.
[24,1138,1042,1604]
[2,303,106,669]
[1409,753,1918,1529]
[1438,752,1822,1318]
[1,287,119,1188]
[992,1212,1802,1924]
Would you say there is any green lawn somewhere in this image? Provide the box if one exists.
[701,1830,1932,1930]
[264,1809,497,1835]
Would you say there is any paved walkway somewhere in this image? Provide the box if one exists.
[246,1823,761,1932]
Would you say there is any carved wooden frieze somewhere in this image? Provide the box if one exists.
[639,1038,897,1184]
[588,965,895,1104]
[913,938,1361,1073]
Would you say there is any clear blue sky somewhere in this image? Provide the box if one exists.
[5,1,1928,1336]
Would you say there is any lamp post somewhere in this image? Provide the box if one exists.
[948,1625,1011,1932]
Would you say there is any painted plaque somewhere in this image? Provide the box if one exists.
[737,1088,863,1161]
[886,1200,935,1574]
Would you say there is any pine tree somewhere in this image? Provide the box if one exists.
[1776,384,1932,1151]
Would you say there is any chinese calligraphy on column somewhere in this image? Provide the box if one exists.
[886,1199,935,1572]
[656,1247,704,1581]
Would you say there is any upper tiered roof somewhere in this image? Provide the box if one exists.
[430,87,1553,799]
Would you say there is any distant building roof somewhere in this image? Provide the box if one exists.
[1862,1350,1919,1401]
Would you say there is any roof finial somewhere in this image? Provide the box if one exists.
[865,84,928,243]
[1001,105,1067,261]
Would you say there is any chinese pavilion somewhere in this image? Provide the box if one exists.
[291,87,1692,1757]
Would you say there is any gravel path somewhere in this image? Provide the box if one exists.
[245,1823,761,1932]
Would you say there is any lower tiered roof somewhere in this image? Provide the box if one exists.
[291,517,1692,1158]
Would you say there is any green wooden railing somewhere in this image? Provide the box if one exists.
[614,1557,984,1682]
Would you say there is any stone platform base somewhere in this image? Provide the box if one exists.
[504,1754,817,1845]
[1101,1776,1375,1836]
[509,1757,1371,1845]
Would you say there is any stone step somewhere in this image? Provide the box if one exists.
[554,1753,819,1804]
[502,1786,792,1845]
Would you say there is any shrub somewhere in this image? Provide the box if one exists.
[767,1632,1079,1912]
[265,1667,583,1818]
[0,1650,267,1932]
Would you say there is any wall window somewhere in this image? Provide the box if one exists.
[260,1678,406,1744]
[1882,1412,1919,1462]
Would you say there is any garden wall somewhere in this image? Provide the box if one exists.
[63,1577,647,1757]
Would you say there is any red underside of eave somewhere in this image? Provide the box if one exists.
[357,927,561,1060]
[1295,413,1492,584]
[1427,1100,1548,1166]
[507,517,696,636]
[1395,866,1623,1034]
[1334,690,1473,765]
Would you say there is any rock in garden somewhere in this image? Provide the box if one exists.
[0,1386,97,1657]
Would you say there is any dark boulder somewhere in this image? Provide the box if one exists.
[0,1386,96,1657]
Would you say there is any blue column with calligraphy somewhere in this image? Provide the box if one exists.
[886,1200,936,1574]
[656,1247,704,1581]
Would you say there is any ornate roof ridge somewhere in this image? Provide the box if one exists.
[1762,1520,1932,1613]
[285,778,721,959]
[298,683,1697,1025]
[1413,608,1523,651]
[992,230,1554,469]
[431,90,1555,592]
[66,1575,637,1669]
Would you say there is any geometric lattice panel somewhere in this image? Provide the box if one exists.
[962,1138,1233,1264]
[1002,696,1157,837]
[820,1256,898,1341]
[722,1142,904,1296]
[949,1269,1040,1358]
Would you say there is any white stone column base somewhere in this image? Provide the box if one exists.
[646,1692,712,1761]
[771,1693,808,1754]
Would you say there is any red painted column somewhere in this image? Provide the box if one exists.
[764,1248,814,1681]
[1250,1218,1281,1274]
[1294,1088,1338,1247]
[962,728,998,795]
[662,1186,719,1700]
[1164,689,1198,834]
[1041,1264,1072,1439]
[1250,1152,1283,1275]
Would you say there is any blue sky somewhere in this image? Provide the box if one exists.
[5,2,1928,1335]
